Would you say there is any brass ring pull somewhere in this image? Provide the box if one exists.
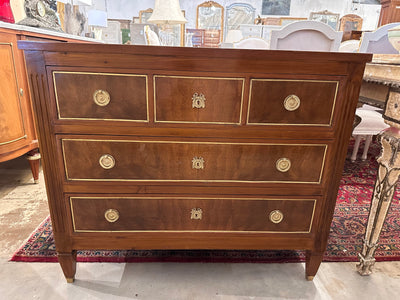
[192,93,206,109]
[93,90,110,106]
[192,157,204,169]
[269,210,284,224]
[284,95,300,111]
[99,154,115,169]
[104,209,119,223]
[276,158,291,172]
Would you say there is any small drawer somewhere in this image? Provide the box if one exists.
[53,71,148,121]
[248,79,338,126]
[154,75,244,124]
[61,138,326,183]
[70,196,316,233]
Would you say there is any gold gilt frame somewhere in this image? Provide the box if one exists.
[139,8,185,46]
[196,1,224,41]
[309,10,340,31]
[139,8,153,23]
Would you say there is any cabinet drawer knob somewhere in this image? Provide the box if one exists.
[99,154,115,169]
[93,89,111,106]
[192,93,206,109]
[192,157,204,169]
[191,208,203,220]
[269,210,284,224]
[104,209,119,223]
[276,158,291,172]
[284,94,300,111]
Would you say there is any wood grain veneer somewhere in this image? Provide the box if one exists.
[18,41,371,282]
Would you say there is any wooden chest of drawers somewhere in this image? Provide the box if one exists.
[19,42,371,282]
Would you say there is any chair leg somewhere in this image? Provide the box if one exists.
[361,135,373,161]
[351,135,362,162]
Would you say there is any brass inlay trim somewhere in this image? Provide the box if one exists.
[153,75,245,125]
[52,71,149,122]
[0,135,27,146]
[247,79,339,126]
[61,139,327,184]
[0,43,27,144]
[69,197,316,233]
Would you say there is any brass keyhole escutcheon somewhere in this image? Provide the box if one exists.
[99,154,115,169]
[269,210,283,224]
[284,94,300,111]
[105,209,119,223]
[192,157,205,170]
[276,158,291,172]
[93,89,111,106]
[191,208,203,220]
[192,93,206,109]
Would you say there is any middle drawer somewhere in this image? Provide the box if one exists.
[154,75,244,124]
[61,139,327,183]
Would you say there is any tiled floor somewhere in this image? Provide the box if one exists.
[0,156,399,300]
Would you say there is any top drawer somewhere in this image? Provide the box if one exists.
[247,79,338,126]
[154,75,244,124]
[53,71,148,121]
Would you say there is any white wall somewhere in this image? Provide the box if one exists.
[92,0,381,31]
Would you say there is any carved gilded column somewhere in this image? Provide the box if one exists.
[357,90,400,275]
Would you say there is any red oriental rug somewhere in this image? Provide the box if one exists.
[10,140,400,263]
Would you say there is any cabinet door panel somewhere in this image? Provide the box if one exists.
[0,40,26,146]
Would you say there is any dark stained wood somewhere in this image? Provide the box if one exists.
[70,197,315,232]
[154,76,243,123]
[62,139,326,183]
[53,72,147,121]
[19,41,371,282]
[248,80,338,125]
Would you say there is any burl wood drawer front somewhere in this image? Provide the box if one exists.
[62,139,326,183]
[154,75,244,124]
[70,197,316,233]
[53,71,148,121]
[248,79,339,126]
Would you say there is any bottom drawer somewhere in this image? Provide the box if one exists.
[70,197,316,233]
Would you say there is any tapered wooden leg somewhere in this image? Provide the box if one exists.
[305,250,323,281]
[58,251,77,283]
[26,149,41,184]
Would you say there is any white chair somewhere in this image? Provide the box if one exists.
[233,37,269,49]
[270,20,343,51]
[339,39,360,52]
[351,105,389,161]
[358,22,400,54]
